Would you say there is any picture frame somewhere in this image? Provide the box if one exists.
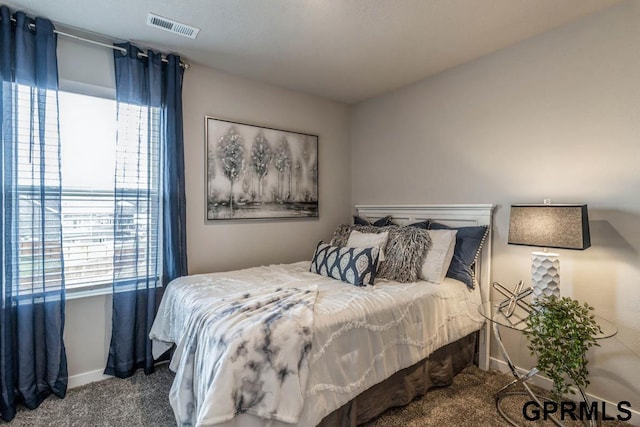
[205,116,319,220]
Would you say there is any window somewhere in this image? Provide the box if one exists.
[16,89,161,296]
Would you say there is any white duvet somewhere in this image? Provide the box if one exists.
[150,261,484,427]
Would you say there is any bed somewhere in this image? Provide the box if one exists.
[150,204,494,427]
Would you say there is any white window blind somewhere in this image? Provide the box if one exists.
[112,101,161,289]
[14,83,65,295]
[15,89,161,295]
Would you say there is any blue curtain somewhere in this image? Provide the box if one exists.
[104,42,187,378]
[0,6,67,422]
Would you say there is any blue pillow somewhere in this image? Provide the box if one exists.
[428,222,489,288]
[309,241,380,286]
[405,220,430,229]
[353,215,393,227]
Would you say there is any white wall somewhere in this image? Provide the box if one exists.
[64,294,112,387]
[350,0,640,410]
[183,65,351,274]
[58,42,351,383]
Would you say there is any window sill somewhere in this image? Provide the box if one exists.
[66,285,114,301]
[15,278,163,302]
[65,278,163,301]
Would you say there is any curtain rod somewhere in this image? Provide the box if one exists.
[57,29,190,69]
[9,17,190,69]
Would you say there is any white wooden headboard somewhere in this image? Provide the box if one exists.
[354,204,495,370]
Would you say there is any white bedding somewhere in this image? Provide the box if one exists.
[150,261,484,427]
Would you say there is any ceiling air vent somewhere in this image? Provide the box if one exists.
[146,13,200,39]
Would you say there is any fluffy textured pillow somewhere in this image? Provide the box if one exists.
[330,224,431,283]
[428,222,490,288]
[378,226,431,282]
[420,229,457,284]
[330,223,360,247]
[346,230,389,262]
[310,242,379,286]
[353,215,393,227]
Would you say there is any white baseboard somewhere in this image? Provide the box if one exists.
[68,369,112,389]
[67,360,170,389]
[490,357,640,426]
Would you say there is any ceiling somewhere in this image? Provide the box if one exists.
[4,0,623,104]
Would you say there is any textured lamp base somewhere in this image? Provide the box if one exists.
[531,251,560,300]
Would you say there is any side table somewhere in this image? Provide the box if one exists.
[478,301,617,427]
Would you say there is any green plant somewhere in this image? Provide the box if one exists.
[524,296,602,401]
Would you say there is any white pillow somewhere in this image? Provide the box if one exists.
[346,230,389,262]
[420,229,457,284]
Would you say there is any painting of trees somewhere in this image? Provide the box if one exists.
[294,159,302,199]
[309,164,317,200]
[250,131,272,198]
[206,138,216,203]
[303,143,318,200]
[206,117,318,220]
[217,127,245,212]
[273,137,292,201]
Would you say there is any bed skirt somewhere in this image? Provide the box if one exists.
[317,331,478,427]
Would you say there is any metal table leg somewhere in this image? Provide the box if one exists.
[493,321,565,427]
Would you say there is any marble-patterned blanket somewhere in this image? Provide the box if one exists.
[153,283,317,426]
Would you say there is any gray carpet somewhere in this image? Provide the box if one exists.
[7,365,628,426]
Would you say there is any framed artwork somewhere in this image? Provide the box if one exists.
[205,116,318,220]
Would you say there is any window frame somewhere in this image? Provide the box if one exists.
[13,86,163,300]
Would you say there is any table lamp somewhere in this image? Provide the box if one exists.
[508,204,591,300]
